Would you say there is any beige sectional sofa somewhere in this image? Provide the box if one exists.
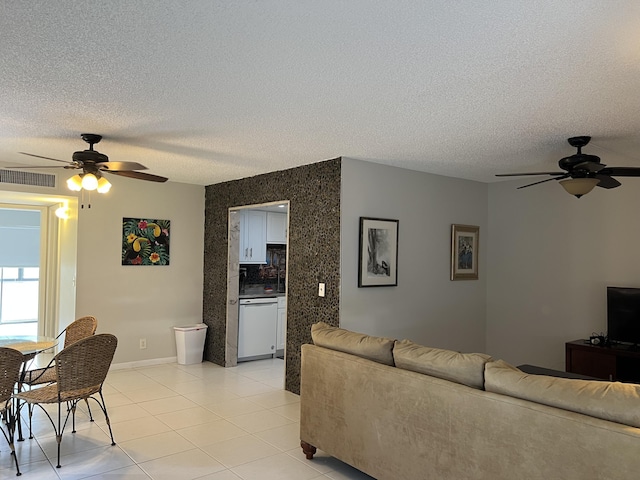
[300,322,640,480]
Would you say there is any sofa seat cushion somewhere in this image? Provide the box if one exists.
[393,339,492,389]
[310,322,395,366]
[485,359,640,428]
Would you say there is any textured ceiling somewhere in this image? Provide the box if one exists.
[2,1,640,187]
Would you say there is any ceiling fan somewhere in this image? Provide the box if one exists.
[10,133,168,191]
[496,136,640,198]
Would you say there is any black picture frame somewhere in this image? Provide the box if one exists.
[358,217,399,287]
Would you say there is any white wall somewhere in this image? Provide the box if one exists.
[340,158,488,353]
[1,171,205,365]
[487,179,640,370]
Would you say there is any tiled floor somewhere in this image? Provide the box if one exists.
[1,358,374,479]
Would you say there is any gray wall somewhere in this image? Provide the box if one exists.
[203,158,341,394]
[340,158,488,354]
[487,179,640,370]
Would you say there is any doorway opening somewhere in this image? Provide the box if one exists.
[226,201,289,386]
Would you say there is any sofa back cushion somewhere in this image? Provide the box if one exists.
[310,322,395,366]
[393,339,491,389]
[485,359,640,428]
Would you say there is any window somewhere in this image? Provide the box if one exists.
[0,267,39,323]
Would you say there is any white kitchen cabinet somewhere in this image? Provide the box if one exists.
[266,212,287,244]
[276,296,287,351]
[239,210,266,264]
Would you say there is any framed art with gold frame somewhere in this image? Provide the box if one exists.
[450,224,479,280]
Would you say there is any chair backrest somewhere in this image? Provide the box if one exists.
[63,315,98,348]
[0,347,24,405]
[55,333,117,398]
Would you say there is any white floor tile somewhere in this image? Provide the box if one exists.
[230,452,324,480]
[203,397,264,418]
[176,419,247,448]
[55,444,134,478]
[119,430,195,463]
[108,416,172,443]
[226,410,293,434]
[201,434,281,468]
[155,406,221,430]
[254,422,302,451]
[138,448,226,480]
[137,394,198,415]
[84,464,152,479]
[244,390,299,409]
[122,385,177,403]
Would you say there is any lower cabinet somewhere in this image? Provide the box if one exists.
[276,297,287,352]
[565,339,640,382]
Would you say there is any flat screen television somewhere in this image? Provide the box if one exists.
[607,286,640,346]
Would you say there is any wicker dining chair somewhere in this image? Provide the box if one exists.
[1,347,26,476]
[22,315,98,387]
[15,333,118,469]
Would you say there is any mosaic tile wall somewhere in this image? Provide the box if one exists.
[203,158,341,394]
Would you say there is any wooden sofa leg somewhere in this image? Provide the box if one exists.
[301,441,317,459]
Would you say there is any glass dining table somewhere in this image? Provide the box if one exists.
[0,335,58,356]
[0,334,58,441]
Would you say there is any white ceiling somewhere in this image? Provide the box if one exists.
[2,1,640,187]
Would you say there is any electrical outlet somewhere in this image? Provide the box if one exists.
[318,283,325,297]
[139,338,147,349]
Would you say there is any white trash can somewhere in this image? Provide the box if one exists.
[174,323,208,365]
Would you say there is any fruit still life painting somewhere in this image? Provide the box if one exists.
[122,218,170,266]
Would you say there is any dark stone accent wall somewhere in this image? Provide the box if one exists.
[202,158,341,394]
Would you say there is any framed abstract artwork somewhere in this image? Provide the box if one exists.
[358,217,399,287]
[450,224,479,280]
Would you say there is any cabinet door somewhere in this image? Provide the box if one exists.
[240,210,267,264]
[266,212,287,244]
[277,306,286,351]
[569,349,616,380]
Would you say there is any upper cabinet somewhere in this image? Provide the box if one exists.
[266,212,287,244]
[239,210,266,264]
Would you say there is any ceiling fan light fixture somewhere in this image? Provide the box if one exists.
[66,174,83,191]
[97,176,112,193]
[560,178,600,198]
[81,173,99,191]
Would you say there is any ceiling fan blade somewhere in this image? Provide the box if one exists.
[600,167,640,177]
[106,170,168,183]
[18,152,69,164]
[594,174,621,189]
[496,171,565,177]
[98,161,148,172]
[516,174,570,189]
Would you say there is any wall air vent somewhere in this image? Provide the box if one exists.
[0,169,56,188]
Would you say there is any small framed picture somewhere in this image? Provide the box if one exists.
[451,224,479,280]
[358,217,399,287]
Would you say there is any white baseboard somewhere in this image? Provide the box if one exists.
[110,356,177,370]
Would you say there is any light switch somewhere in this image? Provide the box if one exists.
[318,283,325,297]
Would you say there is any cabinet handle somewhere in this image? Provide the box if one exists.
[250,248,252,258]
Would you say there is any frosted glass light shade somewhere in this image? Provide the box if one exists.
[560,178,599,198]
[97,176,112,193]
[55,206,70,219]
[66,174,83,191]
[81,173,99,191]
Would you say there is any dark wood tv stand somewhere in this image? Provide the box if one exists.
[565,339,640,383]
